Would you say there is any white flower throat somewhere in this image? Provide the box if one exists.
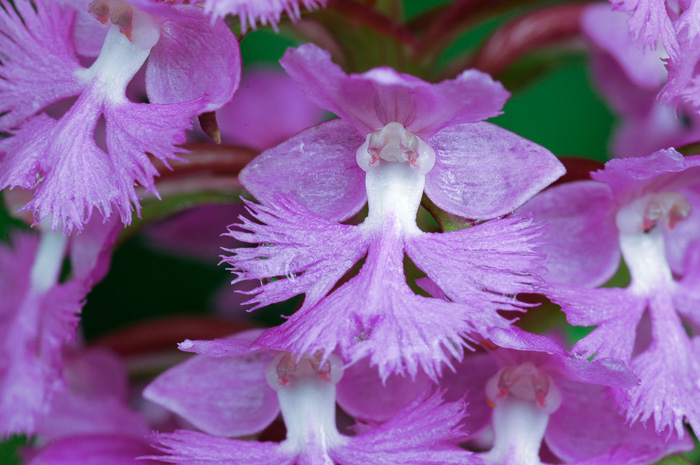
[357,123,435,233]
[482,362,562,465]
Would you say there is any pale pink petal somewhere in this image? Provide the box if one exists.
[150,430,295,465]
[405,215,546,310]
[203,0,327,32]
[591,149,700,204]
[336,357,431,423]
[610,0,679,57]
[146,5,241,111]
[0,279,83,435]
[223,198,368,312]
[439,353,499,436]
[546,380,692,462]
[54,0,107,57]
[255,225,511,380]
[0,0,84,129]
[424,122,564,220]
[514,181,621,288]
[617,289,700,435]
[143,338,279,437]
[215,68,325,151]
[37,348,149,441]
[239,119,367,222]
[280,44,509,138]
[583,4,668,90]
[552,286,647,361]
[332,392,479,465]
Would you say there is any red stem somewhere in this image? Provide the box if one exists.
[153,143,258,180]
[91,316,256,356]
[470,2,590,78]
[326,0,420,49]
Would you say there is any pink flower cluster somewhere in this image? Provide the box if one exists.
[1,1,700,465]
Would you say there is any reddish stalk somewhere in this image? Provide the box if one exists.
[467,2,590,78]
[91,315,256,357]
[326,0,420,49]
[153,143,258,180]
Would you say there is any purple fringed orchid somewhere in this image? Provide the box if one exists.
[516,149,700,436]
[0,219,119,436]
[202,0,327,32]
[223,43,565,380]
[0,0,241,233]
[582,4,700,158]
[439,336,691,465]
[143,330,480,465]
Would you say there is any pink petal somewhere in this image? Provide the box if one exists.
[1,88,205,233]
[203,0,327,32]
[546,380,692,462]
[439,353,499,437]
[0,0,84,129]
[215,67,325,151]
[514,181,621,288]
[610,0,679,57]
[54,0,108,58]
[223,198,368,311]
[552,286,647,361]
[280,44,509,138]
[151,430,294,465]
[0,279,83,435]
[143,351,279,437]
[28,435,161,465]
[336,357,431,423]
[591,149,700,205]
[332,392,479,465]
[239,119,367,222]
[255,224,511,380]
[146,5,241,112]
[583,4,668,90]
[405,215,546,310]
[424,122,565,220]
[618,289,700,435]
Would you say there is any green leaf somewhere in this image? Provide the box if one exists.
[654,456,693,465]
[0,435,28,465]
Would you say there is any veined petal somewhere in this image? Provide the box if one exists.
[150,430,294,465]
[1,89,204,233]
[335,357,431,423]
[144,332,279,437]
[591,149,700,204]
[405,215,546,310]
[546,380,692,463]
[0,0,85,129]
[552,286,647,361]
[424,122,564,220]
[583,4,668,90]
[331,392,479,465]
[239,119,367,222]
[203,0,327,33]
[610,0,679,57]
[223,198,368,312]
[617,288,700,436]
[514,181,621,288]
[215,68,325,151]
[255,221,511,380]
[280,44,509,138]
[146,5,241,111]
